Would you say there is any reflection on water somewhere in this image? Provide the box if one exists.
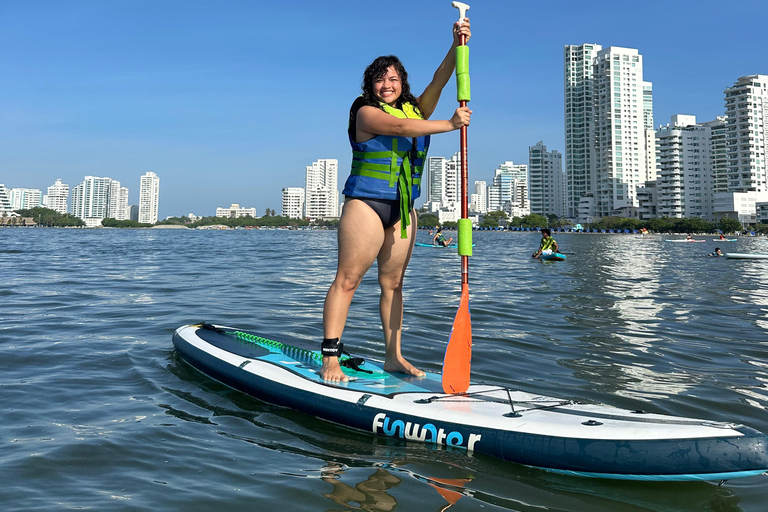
[320,463,402,512]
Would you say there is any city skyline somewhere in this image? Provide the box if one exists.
[2,1,767,219]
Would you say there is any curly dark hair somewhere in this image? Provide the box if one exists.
[360,55,421,114]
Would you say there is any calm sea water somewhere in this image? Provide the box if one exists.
[2,228,768,511]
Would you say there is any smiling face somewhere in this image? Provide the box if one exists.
[372,66,402,106]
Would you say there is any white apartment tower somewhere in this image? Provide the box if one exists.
[724,75,768,193]
[138,172,160,224]
[10,188,42,210]
[565,44,655,221]
[643,82,658,183]
[44,179,69,214]
[703,117,729,194]
[444,153,460,208]
[593,47,652,218]
[656,115,716,221]
[528,141,565,218]
[423,154,459,213]
[281,187,305,219]
[305,159,338,220]
[0,184,13,213]
[470,180,488,214]
[71,176,113,223]
[425,156,446,211]
[109,180,130,220]
[488,161,528,214]
[564,43,601,219]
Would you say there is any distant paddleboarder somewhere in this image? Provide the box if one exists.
[532,228,559,258]
[433,227,453,247]
[320,18,473,382]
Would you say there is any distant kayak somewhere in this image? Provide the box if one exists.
[725,253,768,260]
[540,252,567,261]
[415,242,474,249]
[664,239,706,243]
[713,239,737,242]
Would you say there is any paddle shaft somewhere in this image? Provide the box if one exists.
[459,33,469,286]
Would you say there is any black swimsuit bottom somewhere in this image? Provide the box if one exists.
[348,197,411,230]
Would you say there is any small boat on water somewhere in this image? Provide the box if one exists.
[725,253,768,260]
[713,238,738,242]
[664,239,706,243]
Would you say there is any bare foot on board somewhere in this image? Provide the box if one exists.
[384,356,426,378]
[319,356,349,382]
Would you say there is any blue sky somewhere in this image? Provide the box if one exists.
[2,0,766,219]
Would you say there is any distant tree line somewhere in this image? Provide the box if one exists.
[156,214,311,228]
[13,206,764,234]
[14,207,85,227]
[418,209,759,234]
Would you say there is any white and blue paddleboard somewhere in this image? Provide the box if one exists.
[540,252,567,261]
[172,323,768,481]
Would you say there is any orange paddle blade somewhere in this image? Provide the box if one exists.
[442,283,472,394]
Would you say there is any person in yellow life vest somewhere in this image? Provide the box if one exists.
[532,228,559,258]
[320,19,472,382]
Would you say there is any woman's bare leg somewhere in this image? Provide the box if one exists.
[320,199,384,382]
[377,210,425,377]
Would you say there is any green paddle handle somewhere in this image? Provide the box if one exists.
[456,45,470,102]
[458,218,473,256]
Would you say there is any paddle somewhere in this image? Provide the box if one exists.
[442,1,472,395]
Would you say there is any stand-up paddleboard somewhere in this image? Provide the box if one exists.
[172,323,768,481]
[540,252,567,261]
[725,253,768,260]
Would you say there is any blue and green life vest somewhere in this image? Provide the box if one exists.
[342,101,430,238]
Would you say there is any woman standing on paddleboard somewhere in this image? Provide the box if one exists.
[320,19,472,382]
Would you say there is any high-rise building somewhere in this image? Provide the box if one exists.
[305,159,338,220]
[656,115,716,221]
[423,154,459,214]
[724,75,767,193]
[108,180,130,220]
[528,141,565,218]
[643,82,658,183]
[138,172,160,224]
[424,156,446,211]
[564,44,655,221]
[282,187,305,219]
[44,179,69,214]
[592,46,653,218]
[704,117,729,194]
[564,43,601,219]
[488,161,528,215]
[0,184,13,213]
[470,180,488,214]
[10,188,42,210]
[71,176,113,224]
